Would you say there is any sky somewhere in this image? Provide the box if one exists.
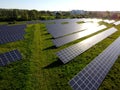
[0,0,120,11]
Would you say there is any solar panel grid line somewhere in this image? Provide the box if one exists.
[0,50,22,66]
[14,50,22,60]
[53,25,107,47]
[4,53,11,63]
[1,55,7,66]
[2,53,10,65]
[69,37,120,90]
[9,52,16,62]
[0,57,4,66]
[6,52,14,62]
[10,50,18,59]
[57,27,117,64]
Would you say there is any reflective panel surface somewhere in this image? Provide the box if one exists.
[69,37,120,90]
[57,27,117,64]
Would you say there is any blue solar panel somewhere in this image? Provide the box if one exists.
[57,27,117,64]
[0,24,26,44]
[69,37,120,90]
[0,50,22,66]
[114,21,120,25]
[53,25,106,47]
[46,22,99,38]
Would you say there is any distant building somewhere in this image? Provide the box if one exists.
[71,10,85,15]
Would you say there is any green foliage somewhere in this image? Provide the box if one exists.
[0,9,55,21]
[61,22,69,24]
[76,21,84,24]
[55,12,63,19]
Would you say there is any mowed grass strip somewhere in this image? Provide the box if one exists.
[26,23,56,90]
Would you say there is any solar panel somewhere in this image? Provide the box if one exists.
[0,24,26,44]
[114,21,120,25]
[57,27,117,64]
[103,20,115,24]
[69,37,120,90]
[46,22,99,38]
[41,19,84,25]
[82,18,102,23]
[53,25,107,47]
[0,49,22,66]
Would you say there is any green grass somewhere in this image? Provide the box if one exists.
[46,22,56,24]
[61,22,69,24]
[0,22,8,25]
[76,21,85,24]
[0,21,120,90]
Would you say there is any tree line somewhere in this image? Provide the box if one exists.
[0,9,89,22]
[0,9,56,21]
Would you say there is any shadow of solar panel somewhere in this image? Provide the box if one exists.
[57,27,117,64]
[53,25,107,47]
[69,37,120,90]
[0,50,22,66]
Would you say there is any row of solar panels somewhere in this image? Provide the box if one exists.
[41,18,116,25]
[44,18,120,64]
[44,19,118,64]
[114,21,120,25]
[41,18,84,24]
[44,19,119,89]
[0,24,26,44]
[53,25,107,47]
[103,20,115,24]
[57,27,117,64]
[0,50,22,66]
[42,19,120,50]
[41,18,118,26]
[0,24,26,31]
[46,22,100,38]
[0,25,25,66]
[69,36,120,90]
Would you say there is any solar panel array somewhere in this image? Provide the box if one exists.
[46,23,85,38]
[46,21,99,38]
[41,18,102,25]
[114,21,120,25]
[103,20,115,24]
[41,19,83,24]
[82,18,102,23]
[42,18,105,38]
[69,37,120,90]
[0,49,22,66]
[57,27,117,64]
[0,24,26,44]
[53,25,107,47]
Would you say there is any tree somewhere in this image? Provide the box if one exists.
[55,12,63,19]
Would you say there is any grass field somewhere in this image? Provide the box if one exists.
[0,21,120,90]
